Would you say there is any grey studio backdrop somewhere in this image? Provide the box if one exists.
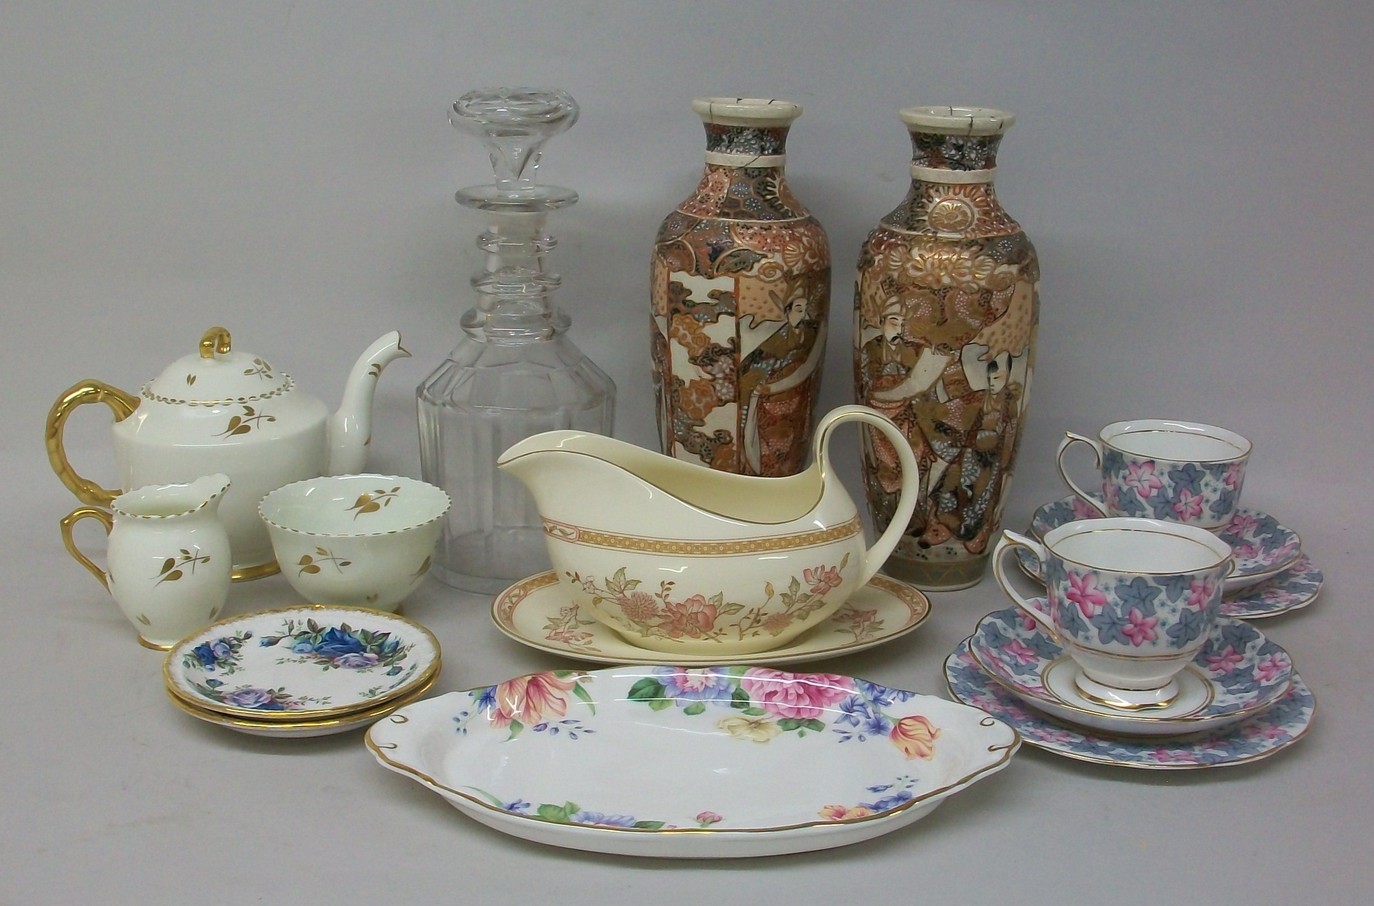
[1,3,1369,904]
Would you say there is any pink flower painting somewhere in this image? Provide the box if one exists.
[660,594,720,638]
[1171,489,1204,522]
[1120,608,1159,646]
[740,668,855,720]
[1123,461,1164,498]
[489,672,581,729]
[819,804,875,821]
[1066,571,1109,619]
[1205,645,1246,674]
[1187,577,1218,610]
[1005,639,1040,665]
[804,564,843,595]
[1254,655,1287,683]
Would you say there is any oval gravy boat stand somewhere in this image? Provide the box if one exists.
[46,326,409,579]
[497,405,921,656]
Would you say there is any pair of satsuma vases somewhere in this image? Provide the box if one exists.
[651,99,1039,590]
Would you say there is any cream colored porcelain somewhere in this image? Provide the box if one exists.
[497,405,920,655]
[46,326,409,580]
[60,474,232,649]
[259,474,450,611]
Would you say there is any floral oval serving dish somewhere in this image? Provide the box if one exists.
[365,666,1018,858]
[164,604,440,721]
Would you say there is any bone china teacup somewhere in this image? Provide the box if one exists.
[992,517,1233,709]
[1056,419,1251,532]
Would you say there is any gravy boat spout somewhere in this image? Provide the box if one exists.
[497,405,919,656]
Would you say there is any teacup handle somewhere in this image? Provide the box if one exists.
[60,506,115,592]
[1055,431,1110,517]
[991,529,1060,641]
[812,405,921,587]
[46,380,140,507]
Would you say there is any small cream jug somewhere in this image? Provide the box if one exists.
[61,474,232,650]
[498,405,920,655]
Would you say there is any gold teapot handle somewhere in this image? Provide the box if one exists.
[45,380,139,507]
[59,506,115,592]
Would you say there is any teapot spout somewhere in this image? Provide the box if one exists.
[327,331,410,474]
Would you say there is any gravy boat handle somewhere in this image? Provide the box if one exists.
[812,405,921,587]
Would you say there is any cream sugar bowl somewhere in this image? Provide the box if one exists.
[259,474,450,612]
[498,405,921,656]
[46,326,409,580]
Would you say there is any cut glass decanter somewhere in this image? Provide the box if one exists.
[417,88,615,592]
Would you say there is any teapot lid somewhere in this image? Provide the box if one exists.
[143,327,294,405]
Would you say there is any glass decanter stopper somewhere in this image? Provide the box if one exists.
[417,87,615,593]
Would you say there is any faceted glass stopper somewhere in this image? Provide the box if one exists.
[451,87,579,210]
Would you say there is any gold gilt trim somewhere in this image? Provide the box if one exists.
[231,559,281,582]
[141,376,295,407]
[170,673,436,733]
[542,516,862,556]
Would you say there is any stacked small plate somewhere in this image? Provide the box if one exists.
[163,605,441,738]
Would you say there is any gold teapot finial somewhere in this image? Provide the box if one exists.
[198,327,233,359]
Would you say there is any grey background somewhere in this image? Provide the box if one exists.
[2,2,1369,903]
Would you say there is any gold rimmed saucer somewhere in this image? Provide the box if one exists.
[163,604,441,722]
[491,571,931,666]
[168,673,437,738]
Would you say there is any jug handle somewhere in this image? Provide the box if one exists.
[60,506,115,592]
[46,380,139,507]
[812,405,921,587]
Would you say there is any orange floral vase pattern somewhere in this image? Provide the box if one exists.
[652,101,830,476]
[855,107,1039,590]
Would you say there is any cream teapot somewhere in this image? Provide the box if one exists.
[46,326,409,579]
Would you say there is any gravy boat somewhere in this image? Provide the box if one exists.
[498,405,919,655]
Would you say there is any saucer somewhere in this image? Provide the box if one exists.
[1222,554,1324,619]
[169,673,436,738]
[491,572,931,666]
[1015,548,1323,620]
[945,640,1314,769]
[164,605,441,721]
[967,606,1293,735]
[1028,496,1301,590]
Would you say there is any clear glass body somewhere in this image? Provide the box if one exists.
[417,88,615,593]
